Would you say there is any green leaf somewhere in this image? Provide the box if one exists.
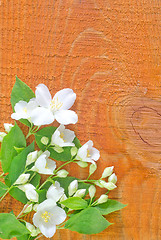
[29,172,41,188]
[9,142,35,184]
[65,207,111,234]
[37,189,47,203]
[9,186,28,204]
[0,213,29,238]
[53,176,90,197]
[35,126,81,162]
[11,76,35,127]
[1,123,26,173]
[95,199,127,215]
[61,197,88,210]
[0,182,8,197]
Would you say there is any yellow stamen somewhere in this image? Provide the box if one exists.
[87,150,91,158]
[50,97,63,111]
[23,107,27,113]
[41,211,51,223]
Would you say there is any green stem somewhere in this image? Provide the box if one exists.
[0,172,5,178]
[29,172,36,183]
[0,186,13,203]
[54,159,75,174]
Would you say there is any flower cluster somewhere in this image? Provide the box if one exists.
[0,77,126,240]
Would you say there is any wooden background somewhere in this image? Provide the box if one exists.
[0,0,161,239]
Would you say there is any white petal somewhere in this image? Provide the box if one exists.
[35,84,52,108]
[63,129,75,143]
[51,129,64,146]
[14,101,28,112]
[90,147,100,161]
[31,107,55,126]
[47,182,64,202]
[35,154,46,172]
[53,88,76,110]
[45,158,56,172]
[39,223,56,238]
[76,144,88,161]
[55,110,78,125]
[86,140,93,148]
[37,199,57,212]
[27,98,39,113]
[50,206,66,225]
[11,101,29,120]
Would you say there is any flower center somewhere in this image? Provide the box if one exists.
[23,107,27,113]
[41,211,51,222]
[87,150,91,158]
[50,97,63,112]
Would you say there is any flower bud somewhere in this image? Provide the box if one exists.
[89,163,97,175]
[101,166,114,178]
[0,132,7,142]
[76,161,88,168]
[23,204,33,213]
[97,194,108,204]
[56,169,69,178]
[68,180,78,196]
[41,136,49,145]
[108,173,117,184]
[103,182,117,190]
[4,123,14,133]
[88,185,96,199]
[71,146,78,156]
[14,173,30,185]
[60,194,67,208]
[94,180,104,188]
[73,189,86,198]
[26,222,40,237]
[26,151,38,166]
[33,204,39,212]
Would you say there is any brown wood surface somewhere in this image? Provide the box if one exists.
[0,0,161,239]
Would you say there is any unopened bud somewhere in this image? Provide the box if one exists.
[26,222,40,237]
[88,185,96,199]
[97,194,108,204]
[33,204,39,212]
[108,173,117,184]
[103,182,117,190]
[76,161,88,168]
[4,123,14,133]
[56,169,69,178]
[41,136,49,145]
[23,204,33,213]
[53,146,64,153]
[0,132,7,142]
[101,166,114,178]
[73,189,86,198]
[26,151,38,166]
[14,173,30,185]
[60,194,67,208]
[89,163,97,175]
[68,180,78,196]
[71,147,78,156]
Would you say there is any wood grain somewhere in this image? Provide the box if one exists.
[0,0,161,239]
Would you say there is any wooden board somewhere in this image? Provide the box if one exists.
[0,0,160,239]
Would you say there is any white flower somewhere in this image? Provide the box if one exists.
[30,84,78,126]
[97,194,108,204]
[108,173,117,184]
[56,169,69,178]
[18,183,39,202]
[14,173,30,185]
[46,181,64,202]
[31,150,56,175]
[26,222,40,237]
[4,123,14,133]
[51,125,75,147]
[68,180,78,196]
[26,150,38,166]
[73,189,86,198]
[11,99,38,121]
[101,166,114,178]
[88,185,96,199]
[0,132,7,142]
[33,199,66,238]
[98,180,117,190]
[76,140,100,164]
